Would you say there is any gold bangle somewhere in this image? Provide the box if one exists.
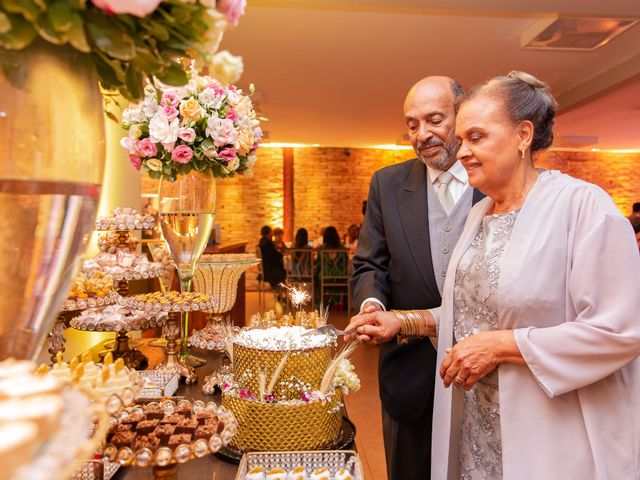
[392,309,427,342]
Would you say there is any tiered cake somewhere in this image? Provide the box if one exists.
[221,326,347,452]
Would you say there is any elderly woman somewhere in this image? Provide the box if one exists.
[347,71,640,479]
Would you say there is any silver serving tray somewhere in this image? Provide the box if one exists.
[136,370,179,399]
[236,450,363,479]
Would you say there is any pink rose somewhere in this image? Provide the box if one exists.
[226,109,238,122]
[171,145,193,164]
[92,0,162,17]
[161,90,180,107]
[216,148,237,163]
[129,154,142,171]
[134,138,157,157]
[207,83,226,95]
[162,105,179,121]
[178,127,196,143]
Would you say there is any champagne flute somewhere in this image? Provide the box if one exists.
[0,41,105,360]
[158,170,216,368]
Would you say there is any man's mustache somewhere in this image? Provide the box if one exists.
[417,139,444,150]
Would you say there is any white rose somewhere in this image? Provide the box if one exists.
[142,95,159,118]
[209,50,244,85]
[149,114,179,144]
[206,117,237,146]
[120,136,135,154]
[199,87,225,109]
[226,89,241,107]
[122,106,145,125]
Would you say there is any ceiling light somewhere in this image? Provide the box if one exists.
[522,15,638,51]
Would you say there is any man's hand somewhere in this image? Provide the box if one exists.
[345,310,401,345]
[344,301,382,343]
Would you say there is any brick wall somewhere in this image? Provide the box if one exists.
[141,148,640,253]
[537,150,640,214]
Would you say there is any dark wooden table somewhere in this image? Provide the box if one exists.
[113,348,239,480]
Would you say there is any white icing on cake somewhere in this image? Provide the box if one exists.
[234,326,334,351]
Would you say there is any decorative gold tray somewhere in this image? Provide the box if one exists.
[120,292,215,313]
[63,290,120,312]
[70,309,168,333]
[102,399,237,469]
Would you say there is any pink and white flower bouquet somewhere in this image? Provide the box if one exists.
[121,66,263,181]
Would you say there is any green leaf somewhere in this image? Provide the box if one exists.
[201,138,213,150]
[0,13,37,49]
[193,159,206,171]
[124,64,143,100]
[142,19,169,41]
[156,62,187,86]
[92,53,121,88]
[48,1,74,32]
[35,12,67,44]
[67,0,86,9]
[131,45,163,74]
[0,11,12,34]
[67,12,89,52]
[85,11,135,60]
[0,0,43,22]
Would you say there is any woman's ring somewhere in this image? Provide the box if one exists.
[454,375,465,386]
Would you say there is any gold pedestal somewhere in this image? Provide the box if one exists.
[156,312,197,384]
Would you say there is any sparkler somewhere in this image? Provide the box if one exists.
[280,283,311,320]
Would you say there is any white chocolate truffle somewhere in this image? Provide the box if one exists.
[309,468,330,480]
[287,466,307,480]
[266,468,287,480]
[245,465,266,479]
[334,468,354,480]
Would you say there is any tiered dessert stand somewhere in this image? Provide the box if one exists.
[69,306,168,370]
[65,208,165,369]
[189,254,259,352]
[48,282,120,363]
[122,292,216,384]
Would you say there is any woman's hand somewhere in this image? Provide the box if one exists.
[440,330,524,390]
[344,310,401,345]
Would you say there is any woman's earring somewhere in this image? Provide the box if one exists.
[519,149,525,160]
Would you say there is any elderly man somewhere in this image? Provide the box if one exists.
[349,76,483,480]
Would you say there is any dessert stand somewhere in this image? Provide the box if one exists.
[102,399,237,480]
[122,292,216,384]
[80,209,165,369]
[69,307,168,370]
[189,254,258,353]
[48,289,120,363]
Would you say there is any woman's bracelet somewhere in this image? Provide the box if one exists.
[391,309,428,344]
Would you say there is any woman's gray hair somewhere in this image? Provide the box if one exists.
[459,71,558,153]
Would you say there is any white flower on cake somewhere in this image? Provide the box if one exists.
[332,359,361,393]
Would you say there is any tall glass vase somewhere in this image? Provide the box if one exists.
[158,169,216,368]
[0,41,105,360]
